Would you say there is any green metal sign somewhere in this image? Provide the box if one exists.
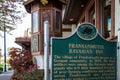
[51,23,117,80]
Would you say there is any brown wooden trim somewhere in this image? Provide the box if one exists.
[111,0,115,37]
[40,9,42,33]
[58,0,67,4]
[15,37,31,42]
[23,0,34,6]
[62,28,71,32]
[95,0,100,32]
[78,11,85,24]
[86,0,95,11]
[39,9,41,33]
[85,9,89,22]
[32,52,42,55]
[50,6,53,32]
[31,3,40,12]
[85,0,95,22]
[106,36,117,41]
[99,0,104,36]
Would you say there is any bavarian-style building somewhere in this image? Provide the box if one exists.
[23,0,120,76]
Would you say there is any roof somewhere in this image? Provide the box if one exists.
[63,0,89,24]
[23,0,66,13]
[15,37,31,49]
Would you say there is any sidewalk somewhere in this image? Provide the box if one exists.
[0,70,13,80]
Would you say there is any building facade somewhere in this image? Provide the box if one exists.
[63,0,120,41]
[24,0,120,76]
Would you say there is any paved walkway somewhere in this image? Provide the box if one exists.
[0,71,13,80]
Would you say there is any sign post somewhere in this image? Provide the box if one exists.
[51,23,117,80]
[44,21,49,80]
[117,28,120,80]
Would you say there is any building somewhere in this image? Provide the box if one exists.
[23,0,120,76]
[15,29,31,50]
[62,0,119,41]
[24,0,66,69]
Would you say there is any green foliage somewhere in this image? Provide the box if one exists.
[0,67,3,71]
[0,0,27,37]
[8,66,13,71]
[12,68,43,80]
[0,65,3,74]
[40,0,48,5]
[11,65,43,80]
[0,71,2,74]
[0,64,3,67]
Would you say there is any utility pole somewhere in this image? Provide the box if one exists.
[3,6,7,72]
[3,26,7,72]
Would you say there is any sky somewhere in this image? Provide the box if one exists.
[0,12,31,55]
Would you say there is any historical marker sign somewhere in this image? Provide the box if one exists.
[51,23,117,80]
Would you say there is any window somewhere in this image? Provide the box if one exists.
[32,11,39,33]
[56,11,61,32]
[103,0,114,38]
[31,34,39,52]
[89,4,95,25]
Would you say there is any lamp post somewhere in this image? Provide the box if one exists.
[3,26,7,72]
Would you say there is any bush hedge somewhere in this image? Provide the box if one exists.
[0,64,3,74]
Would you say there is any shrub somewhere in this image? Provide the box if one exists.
[0,64,3,67]
[8,67,13,70]
[0,67,3,74]
[8,48,34,72]
[0,71,2,74]
[8,47,43,80]
[0,67,3,71]
[11,66,43,80]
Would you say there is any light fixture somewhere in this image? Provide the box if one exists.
[81,4,84,8]
[69,18,74,21]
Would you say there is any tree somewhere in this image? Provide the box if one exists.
[0,0,27,34]
[0,0,48,34]
[0,0,48,72]
[0,0,27,72]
